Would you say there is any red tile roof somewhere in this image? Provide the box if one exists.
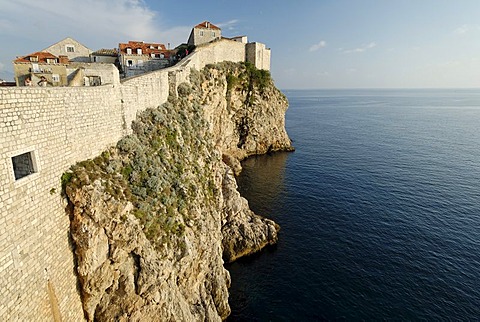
[14,51,61,64]
[119,41,167,55]
[194,21,221,30]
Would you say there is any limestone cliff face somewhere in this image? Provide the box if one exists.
[191,62,293,172]
[64,62,292,321]
[68,177,230,321]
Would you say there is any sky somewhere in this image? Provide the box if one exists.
[1,0,480,89]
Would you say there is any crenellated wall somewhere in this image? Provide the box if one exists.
[0,38,267,321]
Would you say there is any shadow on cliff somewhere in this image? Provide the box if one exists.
[64,199,86,318]
[225,243,278,267]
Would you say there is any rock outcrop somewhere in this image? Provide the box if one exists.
[64,62,292,321]
[68,179,231,321]
[220,164,280,263]
[191,62,294,168]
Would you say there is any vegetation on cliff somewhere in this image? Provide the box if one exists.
[63,61,291,249]
[192,61,275,106]
[63,93,219,251]
[62,61,292,321]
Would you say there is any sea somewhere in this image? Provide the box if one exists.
[226,89,480,321]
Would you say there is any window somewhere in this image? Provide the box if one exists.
[126,48,132,55]
[158,46,162,49]
[29,56,38,62]
[137,48,142,55]
[87,76,101,86]
[46,58,57,64]
[31,63,40,73]
[12,151,37,180]
[52,74,60,82]
[212,31,216,37]
[199,31,204,36]
[127,60,133,66]
[66,45,75,53]
[151,53,155,58]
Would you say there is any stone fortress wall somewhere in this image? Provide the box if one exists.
[0,38,270,321]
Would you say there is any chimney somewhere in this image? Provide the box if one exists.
[206,22,209,28]
[59,55,69,64]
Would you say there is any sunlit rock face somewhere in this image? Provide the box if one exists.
[65,62,292,321]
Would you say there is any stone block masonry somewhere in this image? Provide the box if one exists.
[0,78,167,322]
[0,37,268,321]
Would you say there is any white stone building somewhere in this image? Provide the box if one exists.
[187,21,222,46]
[119,41,172,78]
[42,37,92,62]
[90,49,118,64]
[246,42,271,71]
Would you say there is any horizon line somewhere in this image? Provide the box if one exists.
[280,87,479,91]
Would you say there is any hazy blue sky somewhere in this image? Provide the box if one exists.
[1,0,479,89]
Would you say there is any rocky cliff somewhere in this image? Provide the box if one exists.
[64,62,293,321]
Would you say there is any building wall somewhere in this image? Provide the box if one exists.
[0,38,266,321]
[44,38,92,62]
[120,54,171,78]
[186,39,246,71]
[246,42,271,71]
[14,61,118,88]
[120,53,147,70]
[91,55,117,64]
[188,27,222,46]
[14,63,68,87]
[231,36,248,43]
[67,63,120,86]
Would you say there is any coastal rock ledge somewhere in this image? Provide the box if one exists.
[64,62,293,321]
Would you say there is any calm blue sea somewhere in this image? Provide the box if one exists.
[226,89,480,321]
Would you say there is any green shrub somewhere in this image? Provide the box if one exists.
[122,164,133,179]
[61,172,74,194]
[117,135,141,154]
[226,74,238,92]
[244,61,271,91]
[177,82,193,97]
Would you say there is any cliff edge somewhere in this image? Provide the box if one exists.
[64,62,293,321]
